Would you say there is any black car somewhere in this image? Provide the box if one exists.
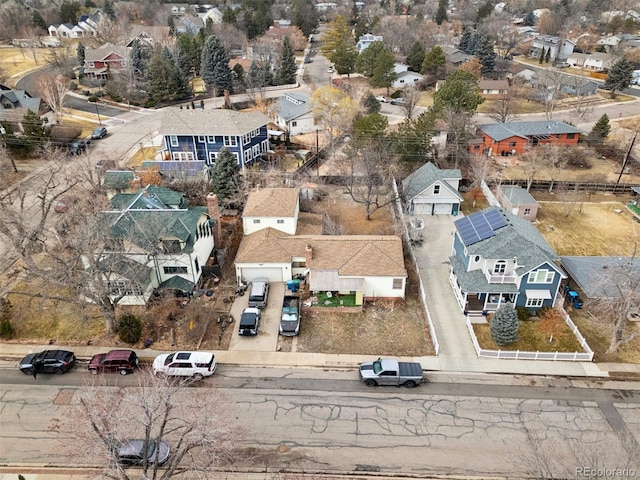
[116,439,170,466]
[68,139,89,155]
[91,126,107,139]
[19,350,76,375]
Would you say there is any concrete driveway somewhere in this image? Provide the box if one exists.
[228,282,284,352]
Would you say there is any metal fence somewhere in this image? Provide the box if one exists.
[465,314,594,362]
[494,180,636,195]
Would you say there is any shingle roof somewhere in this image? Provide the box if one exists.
[85,43,131,62]
[236,228,406,277]
[499,186,538,206]
[243,188,299,217]
[277,93,312,122]
[560,256,640,298]
[402,162,462,200]
[478,121,581,142]
[0,89,42,117]
[98,254,153,287]
[103,171,135,190]
[161,108,269,136]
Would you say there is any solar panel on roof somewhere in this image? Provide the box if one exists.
[456,216,482,246]
[484,208,508,230]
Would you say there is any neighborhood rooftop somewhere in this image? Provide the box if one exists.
[161,108,270,136]
[478,121,581,142]
[243,188,300,218]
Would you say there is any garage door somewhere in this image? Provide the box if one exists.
[434,203,452,215]
[413,203,432,215]
[241,268,283,283]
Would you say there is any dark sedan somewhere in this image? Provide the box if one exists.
[19,350,76,375]
[91,126,107,139]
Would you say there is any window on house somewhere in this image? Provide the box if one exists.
[292,261,305,268]
[243,133,250,144]
[253,219,260,224]
[392,278,403,289]
[194,258,199,273]
[261,140,269,152]
[252,145,259,157]
[224,136,237,147]
[251,129,256,138]
[244,149,251,160]
[524,208,531,215]
[474,255,481,263]
[509,141,517,147]
[169,135,178,147]
[567,133,576,139]
[527,270,554,283]
[433,185,440,194]
[474,145,480,150]
[291,121,297,127]
[207,136,215,143]
[209,152,217,162]
[109,280,142,296]
[493,260,506,274]
[172,151,194,161]
[277,219,284,224]
[163,266,188,274]
[198,135,205,142]
[526,297,544,307]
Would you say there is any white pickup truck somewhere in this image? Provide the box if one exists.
[359,358,424,388]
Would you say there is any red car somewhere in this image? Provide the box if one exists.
[88,349,140,375]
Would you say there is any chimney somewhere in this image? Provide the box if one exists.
[131,176,141,192]
[206,193,223,247]
[305,244,313,267]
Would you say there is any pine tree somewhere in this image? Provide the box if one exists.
[539,47,545,64]
[370,48,397,91]
[277,36,297,85]
[22,110,50,153]
[524,11,536,26]
[103,0,115,19]
[332,42,358,76]
[362,92,381,114]
[130,39,145,80]
[459,27,473,54]
[489,303,519,346]
[406,42,425,72]
[355,41,385,78]
[77,42,85,66]
[208,147,242,207]
[588,114,611,147]
[200,35,232,96]
[476,0,494,22]
[604,58,634,96]
[545,48,551,63]
[291,0,319,37]
[31,10,47,31]
[149,54,188,103]
[421,45,446,77]
[167,16,176,36]
[435,0,448,25]
[475,34,496,77]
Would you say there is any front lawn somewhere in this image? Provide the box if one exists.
[314,292,358,307]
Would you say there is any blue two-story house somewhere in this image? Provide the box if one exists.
[159,108,271,172]
[448,207,566,315]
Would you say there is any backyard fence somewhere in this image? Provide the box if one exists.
[493,180,636,195]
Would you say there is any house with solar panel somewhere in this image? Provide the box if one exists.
[471,121,580,157]
[158,108,270,174]
[449,206,566,315]
[401,162,463,215]
[96,186,219,305]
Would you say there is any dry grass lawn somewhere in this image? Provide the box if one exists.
[0,46,51,83]
[500,156,624,183]
[535,201,638,256]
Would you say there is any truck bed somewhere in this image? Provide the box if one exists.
[398,362,423,378]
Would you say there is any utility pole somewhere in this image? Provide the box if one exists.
[0,126,18,173]
[616,131,637,185]
[95,102,102,126]
[315,129,320,177]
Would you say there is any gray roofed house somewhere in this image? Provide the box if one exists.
[0,86,44,122]
[496,185,539,221]
[440,45,472,66]
[273,93,315,135]
[402,162,462,215]
[478,121,580,142]
[530,70,599,98]
[161,109,269,136]
[560,256,640,298]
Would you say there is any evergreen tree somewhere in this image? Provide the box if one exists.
[604,58,634,96]
[208,147,242,207]
[31,10,47,31]
[77,41,85,67]
[435,0,448,25]
[59,1,81,23]
[362,92,381,114]
[200,35,232,95]
[291,0,319,37]
[232,63,246,88]
[476,0,494,22]
[355,41,385,78]
[489,303,519,346]
[320,15,355,65]
[103,0,116,20]
[523,11,536,26]
[149,53,188,103]
[353,113,388,142]
[332,42,358,76]
[587,114,611,148]
[130,39,146,80]
[421,45,446,77]
[406,42,425,72]
[22,110,50,153]
[222,7,236,24]
[167,16,176,36]
[240,0,274,40]
[391,109,437,162]
[277,36,297,85]
[459,27,473,54]
[433,69,484,114]
[475,35,497,77]
[539,47,545,64]
[545,48,551,63]
[370,48,397,91]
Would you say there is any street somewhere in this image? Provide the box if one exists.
[1,363,639,478]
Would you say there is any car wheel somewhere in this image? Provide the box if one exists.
[365,379,377,387]
[403,380,417,388]
[119,369,129,376]
[192,373,204,381]
[22,368,33,376]
[54,367,64,375]
[89,369,98,375]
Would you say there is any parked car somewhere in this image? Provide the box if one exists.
[304,56,312,64]
[359,357,425,388]
[19,350,76,375]
[327,66,334,73]
[375,96,388,103]
[152,351,216,380]
[238,307,261,336]
[68,139,89,155]
[53,195,77,214]
[91,126,107,139]
[88,349,140,375]
[279,295,301,336]
[248,278,270,308]
[390,98,408,106]
[115,439,170,466]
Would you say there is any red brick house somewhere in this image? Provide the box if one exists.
[470,120,581,156]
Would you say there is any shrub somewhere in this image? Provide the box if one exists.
[88,95,98,102]
[0,298,14,339]
[144,99,156,108]
[490,302,519,346]
[516,306,531,321]
[117,314,142,344]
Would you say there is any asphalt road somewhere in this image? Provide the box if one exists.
[1,363,639,478]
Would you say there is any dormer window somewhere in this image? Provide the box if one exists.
[493,260,506,274]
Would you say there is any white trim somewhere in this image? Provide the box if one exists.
[525,289,552,300]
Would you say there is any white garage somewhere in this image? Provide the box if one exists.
[237,266,284,283]
[433,203,453,215]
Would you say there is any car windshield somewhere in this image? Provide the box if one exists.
[164,353,175,365]
[373,360,382,374]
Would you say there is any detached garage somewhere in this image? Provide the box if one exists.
[236,266,285,283]
[402,162,462,216]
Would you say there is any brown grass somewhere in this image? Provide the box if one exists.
[500,156,625,183]
[460,190,490,215]
[0,47,51,83]
[535,201,638,256]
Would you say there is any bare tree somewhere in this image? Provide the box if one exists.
[486,91,517,123]
[59,369,244,480]
[533,68,567,120]
[537,143,569,192]
[399,87,421,119]
[467,154,493,188]
[36,71,71,124]
[310,86,360,160]
[441,107,475,169]
[518,148,541,192]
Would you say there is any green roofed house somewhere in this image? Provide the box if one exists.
[96,186,219,305]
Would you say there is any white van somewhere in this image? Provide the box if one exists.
[152,351,216,380]
[248,278,270,308]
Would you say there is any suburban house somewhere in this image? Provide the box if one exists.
[530,70,598,98]
[175,15,204,34]
[159,108,270,171]
[560,256,640,299]
[356,33,383,53]
[529,35,575,61]
[273,93,315,135]
[199,6,223,24]
[478,79,509,98]
[449,206,566,315]
[235,188,407,301]
[242,187,299,236]
[83,43,131,80]
[97,186,218,305]
[566,52,614,71]
[471,121,581,156]
[77,14,100,36]
[441,45,473,67]
[392,64,424,88]
[402,162,463,215]
[496,185,539,221]
[0,86,44,122]
[48,23,86,38]
[102,170,136,199]
[125,25,171,48]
